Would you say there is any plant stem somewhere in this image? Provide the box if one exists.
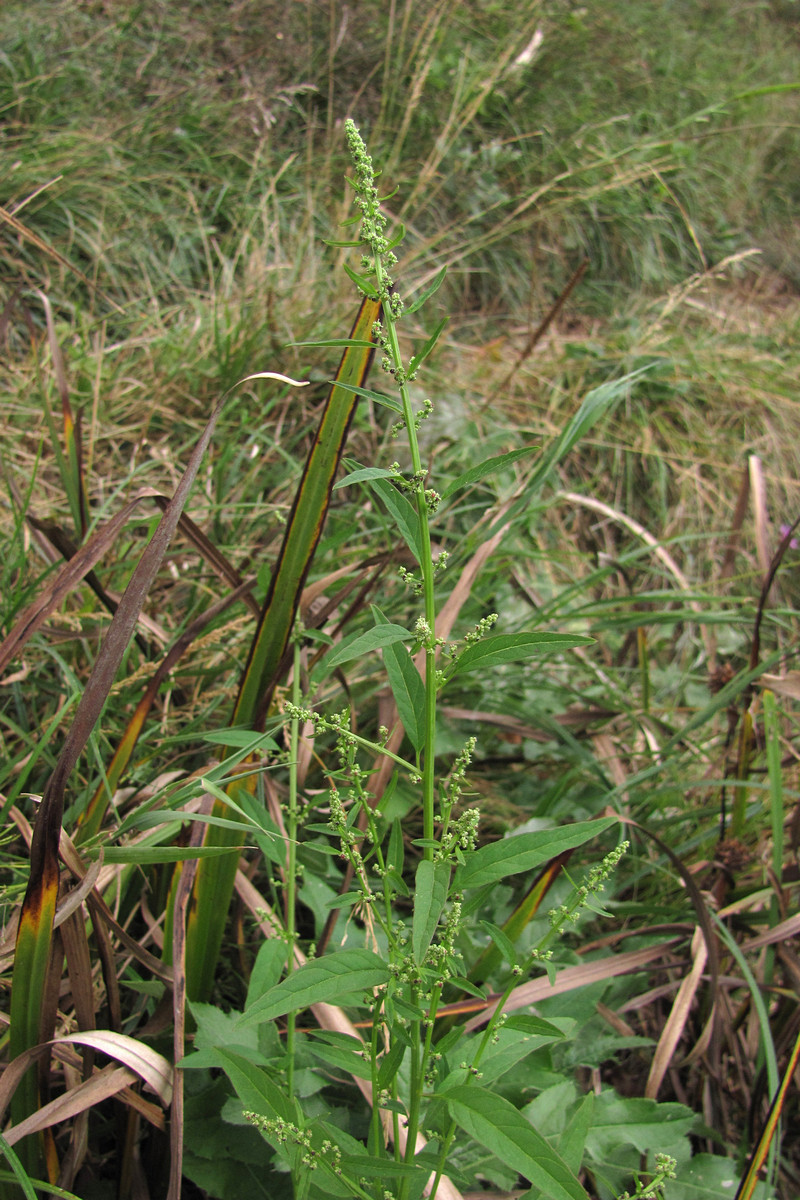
[286,638,301,1100]
[375,278,438,857]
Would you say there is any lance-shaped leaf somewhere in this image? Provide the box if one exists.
[184,297,382,1003]
[239,948,389,1024]
[442,1085,590,1200]
[38,290,90,540]
[412,860,451,965]
[453,818,614,891]
[450,632,593,678]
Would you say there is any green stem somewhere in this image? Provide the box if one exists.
[376,281,438,859]
[286,638,301,1101]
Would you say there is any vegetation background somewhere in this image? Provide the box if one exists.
[1,1,800,1198]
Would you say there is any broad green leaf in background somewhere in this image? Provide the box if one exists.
[442,1085,590,1200]
[454,818,615,890]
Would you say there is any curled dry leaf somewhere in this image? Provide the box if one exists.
[760,672,800,701]
[0,1031,172,1129]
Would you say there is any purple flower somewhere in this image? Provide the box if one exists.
[779,523,799,550]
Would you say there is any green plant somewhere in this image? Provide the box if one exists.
[3,5,800,1196]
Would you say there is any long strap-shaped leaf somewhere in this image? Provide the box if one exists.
[7,394,229,1184]
[183,296,381,1003]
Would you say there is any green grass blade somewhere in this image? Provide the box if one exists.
[184,296,382,1003]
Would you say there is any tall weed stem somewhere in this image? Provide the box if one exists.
[345,119,439,856]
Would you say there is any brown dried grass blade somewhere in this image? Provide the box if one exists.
[749,455,770,582]
[645,926,708,1099]
[720,463,750,581]
[463,938,684,1030]
[496,258,588,393]
[0,203,123,313]
[0,489,161,676]
[6,399,220,1163]
[76,578,255,843]
[26,514,154,658]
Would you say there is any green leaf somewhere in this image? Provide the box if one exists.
[412,860,451,965]
[328,383,403,412]
[239,948,390,1024]
[474,1022,571,1085]
[386,818,405,878]
[443,1085,590,1200]
[306,1037,373,1080]
[372,605,424,753]
[368,476,421,560]
[442,447,539,501]
[504,1015,568,1037]
[408,317,448,376]
[559,1092,593,1176]
[201,730,280,750]
[334,467,397,490]
[479,920,518,969]
[290,338,377,349]
[452,632,593,677]
[383,640,426,752]
[584,1091,694,1159]
[343,262,379,298]
[339,1156,422,1180]
[325,623,412,670]
[454,818,615,890]
[405,265,447,315]
[97,845,247,864]
[528,367,655,497]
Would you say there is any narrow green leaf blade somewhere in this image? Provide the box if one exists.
[325,623,412,670]
[327,382,403,412]
[452,632,593,677]
[443,1085,590,1200]
[405,265,447,315]
[185,297,382,1003]
[454,818,615,890]
[290,338,377,349]
[334,467,397,490]
[412,860,451,965]
[343,262,379,298]
[442,446,539,501]
[240,949,390,1024]
[479,920,518,969]
[368,476,421,560]
[383,640,426,751]
[408,317,448,376]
